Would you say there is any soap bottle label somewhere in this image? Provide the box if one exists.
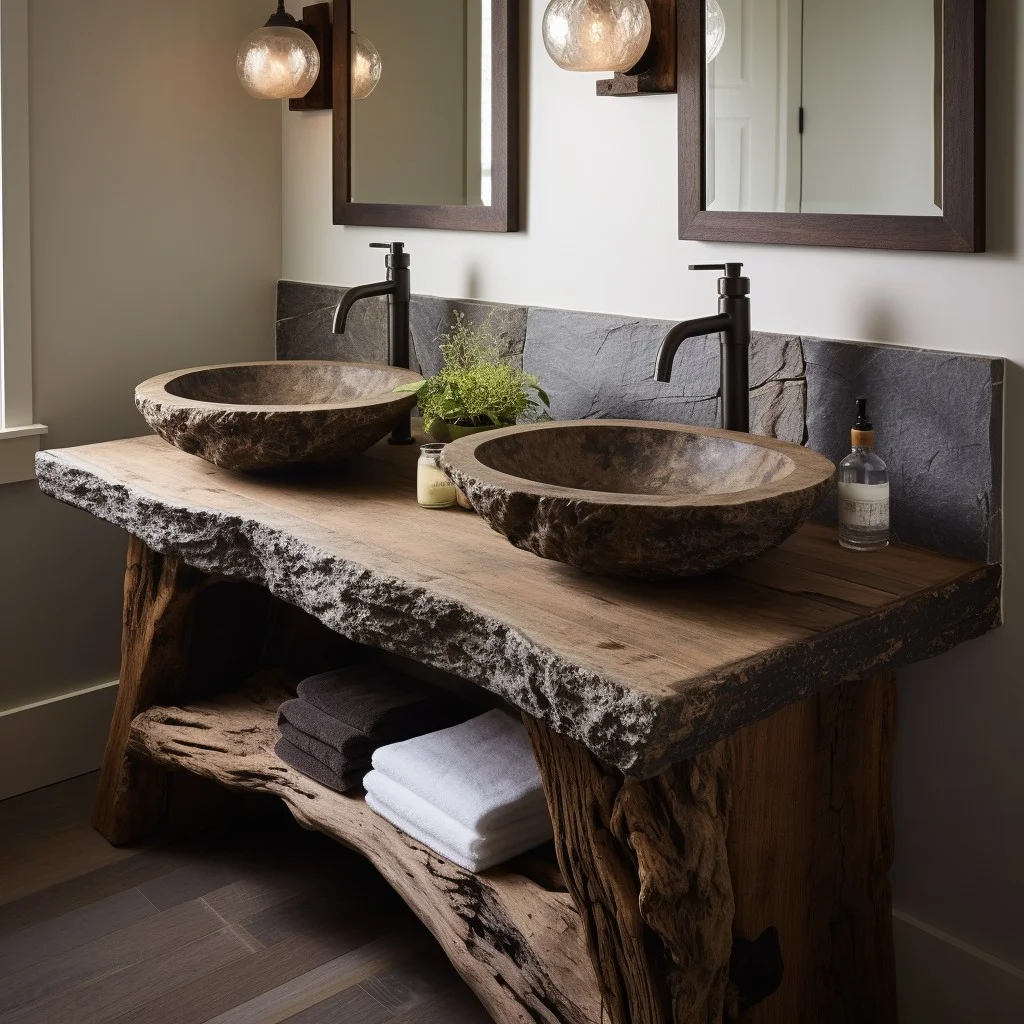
[838,482,890,531]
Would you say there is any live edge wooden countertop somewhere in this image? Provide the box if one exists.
[36,433,1001,777]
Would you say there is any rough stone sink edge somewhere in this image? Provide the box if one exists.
[440,419,838,578]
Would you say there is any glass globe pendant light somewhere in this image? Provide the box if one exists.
[543,0,652,74]
[706,0,726,63]
[237,2,321,101]
[351,33,382,100]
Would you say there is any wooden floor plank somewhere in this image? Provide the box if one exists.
[201,935,423,1024]
[0,776,496,1024]
[0,886,158,977]
[6,925,252,1024]
[358,945,469,1014]
[0,845,190,938]
[0,898,225,1014]
[279,984,394,1024]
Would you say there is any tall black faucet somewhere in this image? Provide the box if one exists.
[333,241,414,445]
[656,263,751,433]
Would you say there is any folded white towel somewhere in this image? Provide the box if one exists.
[370,710,548,833]
[364,770,552,874]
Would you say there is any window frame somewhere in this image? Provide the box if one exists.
[0,0,46,485]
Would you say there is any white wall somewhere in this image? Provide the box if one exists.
[282,0,1024,1006]
[0,0,281,719]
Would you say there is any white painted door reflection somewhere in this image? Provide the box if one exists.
[706,0,941,216]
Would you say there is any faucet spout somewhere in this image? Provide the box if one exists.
[655,313,733,382]
[332,280,396,335]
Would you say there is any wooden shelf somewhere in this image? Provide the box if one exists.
[128,678,602,1024]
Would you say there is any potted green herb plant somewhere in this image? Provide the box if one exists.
[395,311,549,443]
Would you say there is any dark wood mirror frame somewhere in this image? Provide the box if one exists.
[333,0,518,232]
[678,0,985,252]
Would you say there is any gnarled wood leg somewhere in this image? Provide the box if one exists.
[524,719,735,1024]
[526,670,899,1024]
[92,537,215,843]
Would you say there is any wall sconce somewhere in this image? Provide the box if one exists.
[542,0,675,96]
[544,0,724,96]
[237,2,333,111]
[351,33,382,101]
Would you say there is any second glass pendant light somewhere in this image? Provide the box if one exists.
[542,0,652,73]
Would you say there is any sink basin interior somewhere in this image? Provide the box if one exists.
[164,363,408,408]
[473,423,797,497]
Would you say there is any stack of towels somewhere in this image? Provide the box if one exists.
[275,663,465,793]
[365,709,553,873]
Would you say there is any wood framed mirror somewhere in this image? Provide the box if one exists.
[679,0,985,251]
[333,0,518,232]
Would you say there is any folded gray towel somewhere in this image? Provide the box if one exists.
[278,699,375,761]
[278,718,371,780]
[296,665,466,742]
[274,736,366,793]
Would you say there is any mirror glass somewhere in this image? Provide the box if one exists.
[705,0,942,216]
[349,0,492,207]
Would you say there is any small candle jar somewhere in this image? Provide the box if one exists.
[417,444,457,509]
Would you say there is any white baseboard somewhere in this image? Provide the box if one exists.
[894,909,1024,1022]
[0,680,118,801]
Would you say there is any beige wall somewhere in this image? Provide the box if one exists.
[282,0,1024,1011]
[0,0,281,711]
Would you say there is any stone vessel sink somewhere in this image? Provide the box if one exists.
[440,420,836,578]
[136,361,423,472]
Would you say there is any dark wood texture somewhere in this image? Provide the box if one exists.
[0,775,491,1024]
[290,3,334,112]
[597,0,676,96]
[92,541,357,845]
[38,434,1002,778]
[333,0,519,232]
[679,0,986,251]
[526,671,899,1024]
[91,538,213,845]
[724,671,899,1023]
[127,679,603,1024]
[525,718,733,1024]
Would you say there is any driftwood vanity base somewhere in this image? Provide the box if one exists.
[37,435,1000,1023]
[93,540,898,1024]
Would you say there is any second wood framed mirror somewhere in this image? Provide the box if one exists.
[679,0,985,251]
[333,0,518,232]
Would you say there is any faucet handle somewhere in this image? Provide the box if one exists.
[689,262,749,296]
[689,263,744,276]
[369,242,409,268]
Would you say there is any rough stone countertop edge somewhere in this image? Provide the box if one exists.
[35,448,666,775]
[34,449,1002,778]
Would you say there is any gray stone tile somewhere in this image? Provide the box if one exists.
[277,281,345,322]
[276,283,387,364]
[523,308,804,440]
[803,337,1003,562]
[275,281,1002,563]
[410,295,527,376]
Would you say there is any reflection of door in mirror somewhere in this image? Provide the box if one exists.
[350,0,492,207]
[707,0,941,216]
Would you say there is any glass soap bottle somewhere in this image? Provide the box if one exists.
[838,398,890,551]
[417,444,457,509]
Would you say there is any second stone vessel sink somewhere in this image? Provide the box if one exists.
[136,361,422,472]
[440,420,836,578]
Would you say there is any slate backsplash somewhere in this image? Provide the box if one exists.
[277,281,1003,563]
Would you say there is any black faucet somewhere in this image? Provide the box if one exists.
[656,263,751,433]
[333,241,414,445]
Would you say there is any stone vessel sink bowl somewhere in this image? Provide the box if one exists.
[136,361,423,472]
[440,420,837,578]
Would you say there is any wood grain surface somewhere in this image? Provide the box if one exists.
[37,432,1000,776]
